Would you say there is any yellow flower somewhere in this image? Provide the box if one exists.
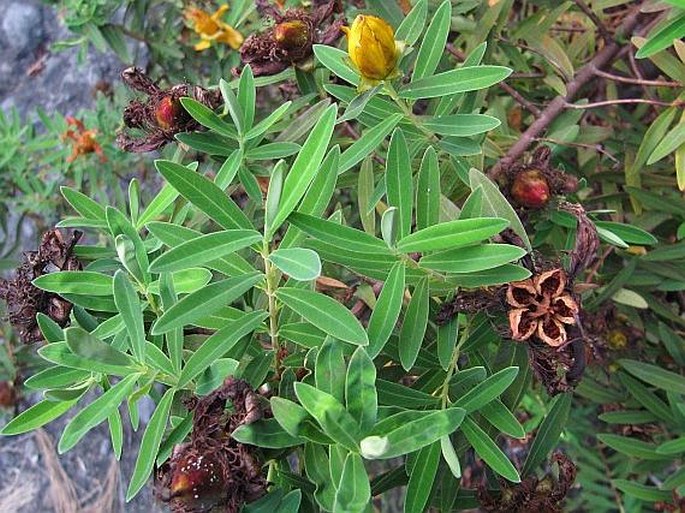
[185,4,244,52]
[342,15,400,84]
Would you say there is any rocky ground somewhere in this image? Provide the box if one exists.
[0,1,164,511]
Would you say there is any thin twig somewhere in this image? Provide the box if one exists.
[592,67,681,87]
[574,0,613,44]
[564,98,685,109]
[500,82,543,117]
[535,137,620,164]
[489,7,646,179]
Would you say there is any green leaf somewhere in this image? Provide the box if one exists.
[421,114,501,137]
[405,441,440,513]
[294,382,360,451]
[313,45,360,86]
[521,393,571,475]
[594,221,658,246]
[338,114,402,174]
[65,327,137,368]
[657,436,685,455]
[37,313,64,343]
[232,418,305,448]
[636,11,685,58]
[1,398,78,435]
[155,159,252,230]
[126,388,175,501]
[480,400,526,439]
[346,347,378,433]
[276,288,369,346]
[147,222,255,276]
[420,244,527,274]
[24,367,88,390]
[613,479,673,501]
[61,186,106,220]
[620,359,685,395]
[367,262,406,358]
[333,452,371,513]
[468,168,532,251]
[289,212,392,254]
[58,373,141,453]
[397,218,509,253]
[441,435,461,478]
[113,270,146,361]
[648,119,685,164]
[437,316,458,371]
[360,408,465,459]
[247,142,301,160]
[269,248,321,281]
[416,146,440,231]
[462,416,520,482]
[315,338,346,402]
[245,102,292,141]
[33,271,113,296]
[412,0,451,81]
[597,434,668,460]
[149,230,261,273]
[453,367,519,413]
[180,97,238,139]
[267,104,337,237]
[178,311,267,388]
[238,66,256,131]
[38,342,136,376]
[152,273,263,334]
[399,278,429,371]
[399,66,512,99]
[386,129,413,240]
[395,0,427,47]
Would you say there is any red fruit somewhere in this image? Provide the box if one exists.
[511,169,550,209]
[274,20,310,51]
[169,451,226,508]
[155,96,184,130]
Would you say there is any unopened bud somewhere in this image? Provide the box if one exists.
[342,15,398,81]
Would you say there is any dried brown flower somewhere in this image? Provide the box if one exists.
[156,378,266,513]
[116,67,222,153]
[239,0,344,76]
[0,229,82,344]
[0,381,16,408]
[478,452,577,513]
[507,269,579,347]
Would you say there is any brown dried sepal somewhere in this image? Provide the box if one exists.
[239,0,344,76]
[116,67,222,153]
[560,201,599,280]
[155,378,266,513]
[0,381,17,408]
[506,269,579,347]
[478,452,577,513]
[0,229,82,343]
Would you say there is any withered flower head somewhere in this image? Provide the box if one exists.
[0,230,82,344]
[478,452,576,513]
[62,117,106,163]
[239,0,344,77]
[156,378,266,513]
[185,4,244,51]
[507,269,579,347]
[117,67,222,153]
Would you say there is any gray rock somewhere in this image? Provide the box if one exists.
[1,3,43,55]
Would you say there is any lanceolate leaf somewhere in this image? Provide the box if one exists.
[386,129,413,240]
[397,218,509,254]
[367,262,406,358]
[399,278,429,371]
[155,159,252,230]
[521,393,572,475]
[113,270,146,361]
[346,347,378,433]
[126,388,175,500]
[412,0,451,81]
[399,66,512,99]
[267,104,337,237]
[276,288,369,346]
[462,416,520,483]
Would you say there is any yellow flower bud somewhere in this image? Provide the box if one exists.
[342,15,398,81]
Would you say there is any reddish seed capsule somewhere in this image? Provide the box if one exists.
[155,96,184,130]
[511,169,551,209]
[274,20,310,51]
[169,451,225,507]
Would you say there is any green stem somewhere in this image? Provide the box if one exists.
[438,315,470,408]
[262,239,281,371]
[384,82,439,142]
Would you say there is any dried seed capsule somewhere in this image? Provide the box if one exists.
[510,169,551,208]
